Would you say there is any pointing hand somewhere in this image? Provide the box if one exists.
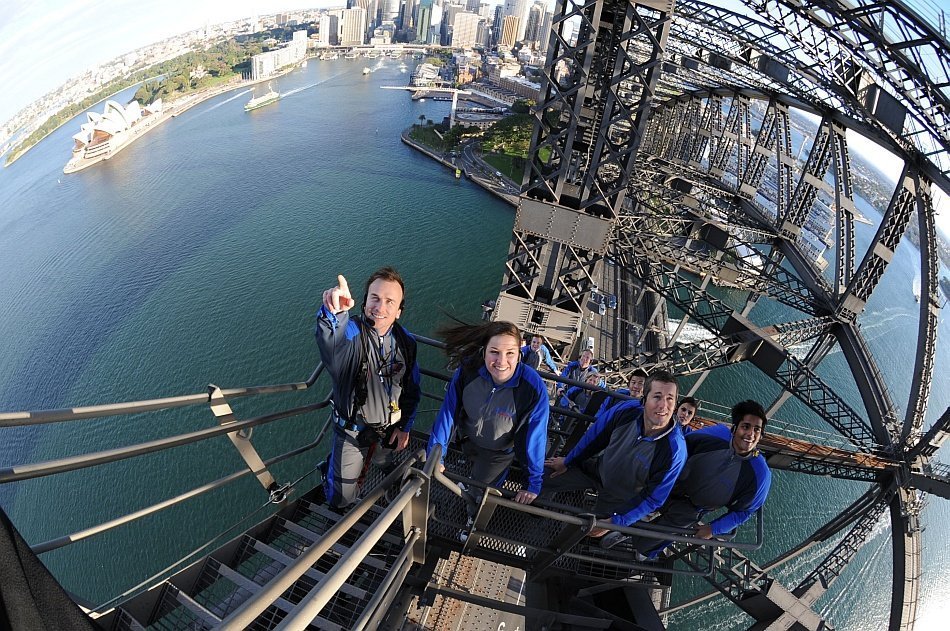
[323,274,355,313]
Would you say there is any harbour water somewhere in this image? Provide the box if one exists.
[0,58,947,629]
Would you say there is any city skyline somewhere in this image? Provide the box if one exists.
[0,0,335,127]
[2,0,948,237]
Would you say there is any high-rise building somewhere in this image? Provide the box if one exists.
[341,7,367,45]
[379,0,399,23]
[499,15,520,48]
[491,4,503,46]
[476,18,490,48]
[452,12,480,49]
[539,10,553,53]
[320,14,340,46]
[443,3,465,45]
[524,4,542,47]
[415,0,432,43]
[502,0,530,42]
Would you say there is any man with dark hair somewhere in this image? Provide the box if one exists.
[676,396,699,434]
[597,368,648,416]
[543,370,686,536]
[608,399,771,555]
[315,268,421,511]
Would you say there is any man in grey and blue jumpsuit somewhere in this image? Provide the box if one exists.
[316,270,421,511]
[624,399,771,556]
[543,371,686,535]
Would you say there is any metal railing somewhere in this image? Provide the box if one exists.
[216,448,434,630]
[2,333,775,624]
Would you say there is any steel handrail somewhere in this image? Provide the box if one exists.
[0,364,327,428]
[30,416,334,555]
[216,449,427,630]
[0,399,332,483]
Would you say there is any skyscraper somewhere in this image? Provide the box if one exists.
[499,14,520,48]
[341,7,367,45]
[452,12,480,49]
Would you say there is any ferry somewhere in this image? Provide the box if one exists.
[362,67,371,75]
[244,88,279,112]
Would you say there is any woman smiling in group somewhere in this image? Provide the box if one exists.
[427,321,550,521]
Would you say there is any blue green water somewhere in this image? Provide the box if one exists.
[0,58,947,629]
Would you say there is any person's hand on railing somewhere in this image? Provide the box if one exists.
[323,274,354,313]
[389,428,410,451]
[694,523,713,539]
[514,490,537,504]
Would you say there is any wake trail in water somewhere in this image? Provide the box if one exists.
[198,89,252,115]
[281,72,345,98]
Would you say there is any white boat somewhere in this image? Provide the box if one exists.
[363,67,371,75]
[244,88,280,112]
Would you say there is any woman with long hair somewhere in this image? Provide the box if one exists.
[427,320,550,519]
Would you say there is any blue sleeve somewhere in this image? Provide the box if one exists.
[710,460,771,536]
[541,346,558,372]
[564,401,627,466]
[559,361,573,380]
[427,369,461,465]
[523,376,550,494]
[612,431,687,527]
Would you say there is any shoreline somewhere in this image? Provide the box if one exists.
[400,130,519,207]
[62,72,286,174]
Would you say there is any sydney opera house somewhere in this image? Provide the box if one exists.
[65,98,163,172]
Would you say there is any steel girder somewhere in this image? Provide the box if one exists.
[665,1,950,200]
[754,0,950,181]
[839,167,920,321]
[795,492,891,595]
[889,486,924,631]
[902,176,940,446]
[495,0,673,346]
[909,407,950,460]
[526,0,672,210]
[616,250,878,449]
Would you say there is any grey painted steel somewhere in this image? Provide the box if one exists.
[30,426,328,555]
[215,452,425,630]
[0,400,331,483]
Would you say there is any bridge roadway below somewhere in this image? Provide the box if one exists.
[578,256,664,384]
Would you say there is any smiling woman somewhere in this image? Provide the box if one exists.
[427,320,550,518]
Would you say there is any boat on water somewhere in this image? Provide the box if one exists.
[362,67,371,75]
[244,88,279,112]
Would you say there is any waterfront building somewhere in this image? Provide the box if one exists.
[452,12,481,49]
[250,30,308,80]
[497,74,541,100]
[341,7,367,45]
[316,14,339,46]
[499,15,520,48]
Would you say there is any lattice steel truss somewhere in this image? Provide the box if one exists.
[507,1,949,629]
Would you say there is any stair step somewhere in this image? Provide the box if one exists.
[148,584,218,630]
[110,608,146,631]
[249,536,371,601]
[297,501,404,549]
[274,517,390,572]
[171,585,222,627]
